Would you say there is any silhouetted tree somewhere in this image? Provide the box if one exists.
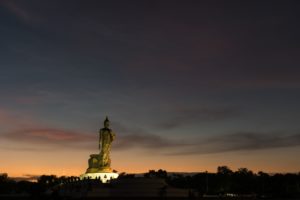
[144,169,167,179]
[1,168,300,198]
[217,166,233,194]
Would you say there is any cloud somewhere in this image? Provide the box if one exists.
[91,123,300,155]
[1,0,34,24]
[110,122,192,150]
[2,120,300,156]
[156,107,239,130]
[0,109,21,125]
[4,128,94,143]
[0,108,37,129]
[0,146,52,152]
[10,174,40,182]
[166,131,300,155]
[215,77,300,90]
[1,127,96,151]
[115,133,190,150]
[0,108,95,150]
[0,123,189,152]
[115,130,300,155]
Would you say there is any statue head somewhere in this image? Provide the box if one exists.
[104,116,110,128]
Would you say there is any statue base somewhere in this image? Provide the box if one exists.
[80,172,119,183]
[86,166,113,173]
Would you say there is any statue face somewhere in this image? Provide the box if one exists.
[104,121,110,128]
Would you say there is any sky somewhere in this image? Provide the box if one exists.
[0,0,300,179]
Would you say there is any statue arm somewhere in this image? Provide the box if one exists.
[111,131,116,141]
[99,130,102,150]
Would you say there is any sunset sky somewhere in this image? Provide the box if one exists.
[0,0,300,179]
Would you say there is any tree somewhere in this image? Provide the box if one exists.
[0,173,8,182]
[217,166,233,194]
[144,169,167,179]
[217,166,233,175]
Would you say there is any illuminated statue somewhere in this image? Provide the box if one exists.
[98,117,115,170]
[86,117,116,173]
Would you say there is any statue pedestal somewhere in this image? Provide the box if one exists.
[80,172,119,183]
[86,166,113,173]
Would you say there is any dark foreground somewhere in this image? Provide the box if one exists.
[0,195,299,200]
[1,169,300,199]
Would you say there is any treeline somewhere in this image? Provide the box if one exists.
[0,173,79,196]
[144,167,300,198]
[1,166,300,198]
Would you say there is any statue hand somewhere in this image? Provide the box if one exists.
[110,132,115,141]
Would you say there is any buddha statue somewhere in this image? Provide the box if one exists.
[86,117,116,173]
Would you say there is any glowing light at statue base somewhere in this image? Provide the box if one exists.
[80,172,119,183]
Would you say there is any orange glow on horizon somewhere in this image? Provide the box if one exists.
[2,146,300,178]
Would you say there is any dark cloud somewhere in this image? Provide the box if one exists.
[0,123,190,152]
[114,130,300,155]
[111,122,192,150]
[3,123,300,157]
[0,0,34,24]
[156,107,240,130]
[167,132,300,156]
[1,0,299,93]
[211,75,300,90]
[115,133,190,150]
